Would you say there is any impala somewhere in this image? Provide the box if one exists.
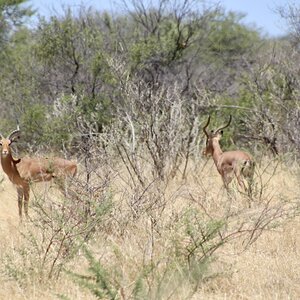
[0,126,77,220]
[202,115,255,193]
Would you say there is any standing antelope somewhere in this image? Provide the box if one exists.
[202,115,255,193]
[0,126,77,221]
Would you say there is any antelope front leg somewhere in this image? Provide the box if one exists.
[221,168,233,190]
[16,187,23,220]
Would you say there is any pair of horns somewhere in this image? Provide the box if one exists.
[0,125,20,141]
[203,115,232,138]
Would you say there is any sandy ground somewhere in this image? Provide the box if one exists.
[0,175,20,236]
[0,160,299,300]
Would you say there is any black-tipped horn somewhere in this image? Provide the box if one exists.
[203,115,211,138]
[215,115,232,133]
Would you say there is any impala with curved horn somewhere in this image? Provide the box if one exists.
[202,115,255,193]
[0,126,77,221]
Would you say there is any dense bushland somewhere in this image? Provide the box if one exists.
[0,0,298,157]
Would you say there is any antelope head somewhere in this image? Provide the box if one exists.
[0,126,21,157]
[202,115,232,156]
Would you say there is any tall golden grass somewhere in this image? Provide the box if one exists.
[0,157,299,300]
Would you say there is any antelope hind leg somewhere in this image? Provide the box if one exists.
[23,183,30,219]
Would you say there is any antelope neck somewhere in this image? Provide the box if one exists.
[1,152,19,178]
[211,139,223,165]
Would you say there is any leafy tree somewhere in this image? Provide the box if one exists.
[34,9,114,98]
[112,1,263,96]
[0,0,34,46]
[206,11,261,66]
[32,9,116,140]
[0,27,39,137]
[0,0,35,132]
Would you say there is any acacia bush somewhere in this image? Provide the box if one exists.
[235,44,300,157]
[0,0,266,154]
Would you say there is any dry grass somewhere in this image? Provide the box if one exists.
[0,157,299,299]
